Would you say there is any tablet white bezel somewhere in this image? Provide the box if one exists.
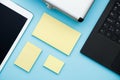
[0,0,33,71]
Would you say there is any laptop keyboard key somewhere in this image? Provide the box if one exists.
[115,29,120,35]
[109,11,117,19]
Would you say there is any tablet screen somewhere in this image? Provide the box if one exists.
[0,3,27,65]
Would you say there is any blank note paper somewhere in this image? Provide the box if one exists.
[14,42,42,72]
[32,13,81,55]
[44,55,64,74]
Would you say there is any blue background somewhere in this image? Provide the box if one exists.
[0,0,120,80]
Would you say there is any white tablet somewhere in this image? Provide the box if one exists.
[0,0,33,71]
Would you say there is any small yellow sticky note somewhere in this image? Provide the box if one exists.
[32,13,81,55]
[44,55,64,74]
[14,42,42,72]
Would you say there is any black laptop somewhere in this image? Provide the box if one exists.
[81,0,120,74]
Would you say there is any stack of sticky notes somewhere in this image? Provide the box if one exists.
[15,42,42,72]
[32,13,81,55]
[44,55,64,74]
[15,13,81,74]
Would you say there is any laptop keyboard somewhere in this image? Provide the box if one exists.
[99,1,120,44]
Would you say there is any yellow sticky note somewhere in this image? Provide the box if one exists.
[32,13,81,55]
[44,55,64,74]
[14,42,42,72]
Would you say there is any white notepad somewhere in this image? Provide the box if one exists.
[44,0,94,22]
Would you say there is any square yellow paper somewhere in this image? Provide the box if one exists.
[14,42,42,72]
[44,55,64,74]
[32,13,81,55]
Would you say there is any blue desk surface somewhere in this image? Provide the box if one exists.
[0,0,120,80]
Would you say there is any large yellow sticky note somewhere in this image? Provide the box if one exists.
[14,42,42,72]
[44,55,64,74]
[32,13,81,55]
